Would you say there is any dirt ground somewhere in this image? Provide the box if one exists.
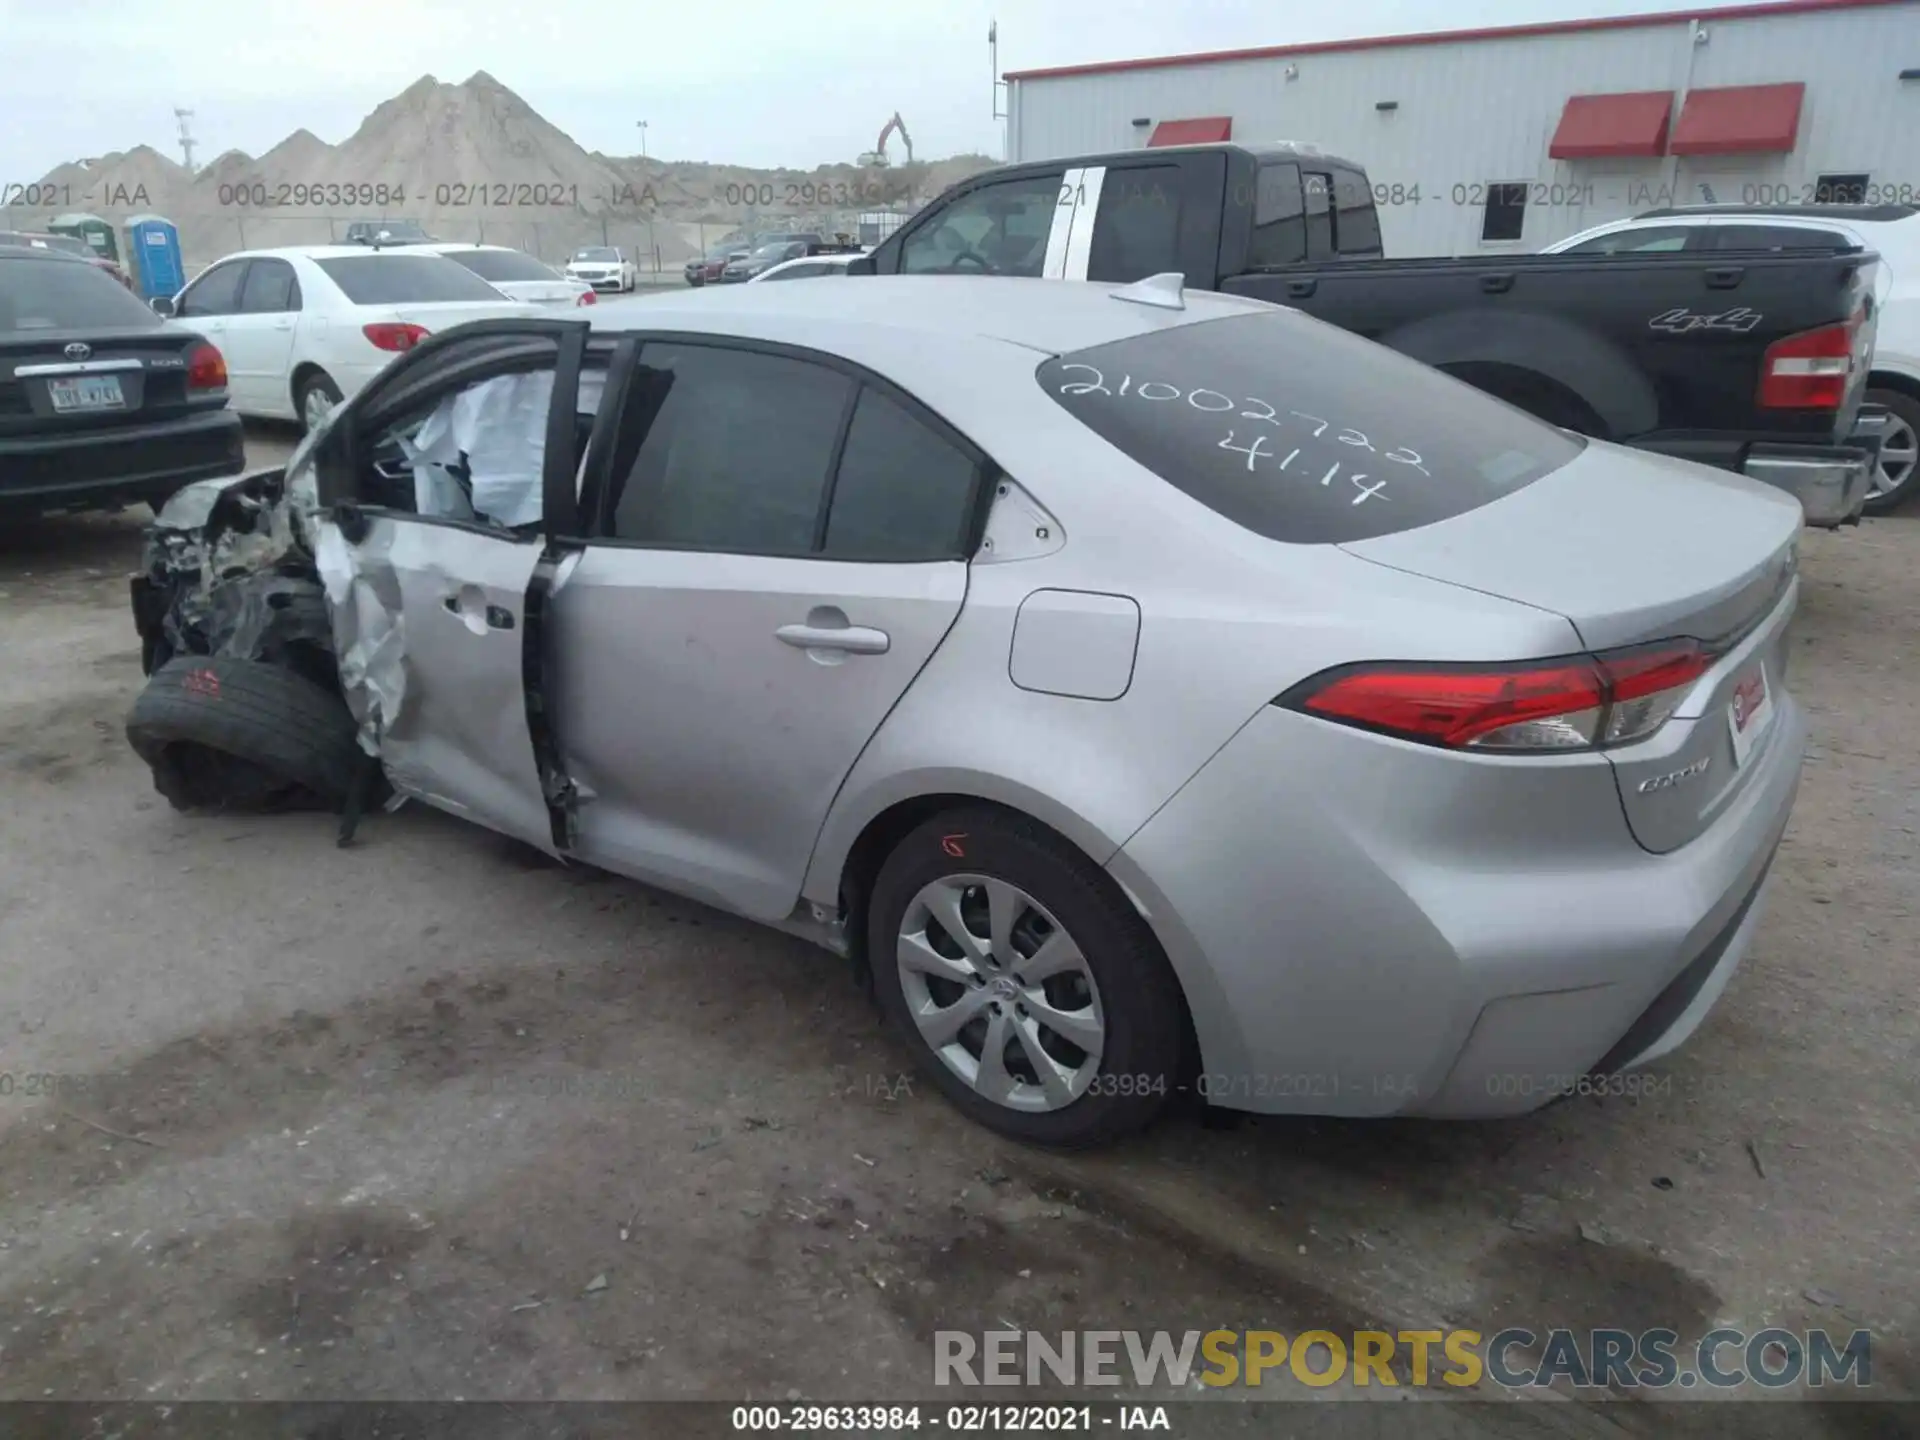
[1,428,1915,1434]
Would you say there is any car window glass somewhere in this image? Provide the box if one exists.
[1330,167,1382,257]
[1561,226,1692,254]
[824,387,979,561]
[1087,164,1182,284]
[447,248,560,282]
[1712,225,1849,252]
[178,260,246,317]
[900,172,1063,277]
[239,258,299,313]
[1038,311,1582,545]
[1248,162,1306,268]
[1301,171,1333,257]
[765,262,822,280]
[609,343,852,553]
[313,255,506,304]
[0,255,161,330]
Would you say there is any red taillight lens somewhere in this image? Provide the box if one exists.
[362,322,430,353]
[185,341,227,391]
[1756,311,1858,410]
[1282,640,1716,752]
[576,288,596,306]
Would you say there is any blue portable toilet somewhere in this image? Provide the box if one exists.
[123,215,185,302]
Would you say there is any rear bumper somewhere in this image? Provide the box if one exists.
[1739,405,1890,528]
[1107,691,1805,1119]
[0,408,244,513]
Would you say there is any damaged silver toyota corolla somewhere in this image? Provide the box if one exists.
[127,284,1807,1149]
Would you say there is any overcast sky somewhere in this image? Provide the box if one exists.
[2,0,1716,182]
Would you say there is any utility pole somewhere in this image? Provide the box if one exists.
[174,108,199,172]
[636,120,649,161]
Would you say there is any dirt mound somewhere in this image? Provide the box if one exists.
[28,75,999,269]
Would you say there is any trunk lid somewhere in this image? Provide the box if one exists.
[0,326,211,434]
[377,299,538,331]
[1341,442,1803,853]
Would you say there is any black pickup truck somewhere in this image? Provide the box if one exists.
[852,141,1888,527]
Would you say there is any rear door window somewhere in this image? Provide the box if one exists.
[1086,163,1182,282]
[1248,163,1306,268]
[1037,311,1583,544]
[1329,167,1382,257]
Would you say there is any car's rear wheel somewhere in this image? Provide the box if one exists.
[1864,387,1920,514]
[868,807,1186,1148]
[296,370,343,436]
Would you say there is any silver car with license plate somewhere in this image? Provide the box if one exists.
[126,277,1806,1147]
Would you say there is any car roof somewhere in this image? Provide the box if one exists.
[210,244,470,263]
[0,242,90,263]
[1632,203,1916,224]
[584,274,1275,354]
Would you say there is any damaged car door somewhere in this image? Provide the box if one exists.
[314,319,591,850]
[546,338,986,921]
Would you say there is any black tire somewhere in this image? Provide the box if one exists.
[1863,386,1920,516]
[294,370,344,437]
[126,656,362,813]
[868,806,1187,1148]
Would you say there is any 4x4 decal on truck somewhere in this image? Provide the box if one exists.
[1648,306,1764,335]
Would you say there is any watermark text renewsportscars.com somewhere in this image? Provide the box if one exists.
[934,1327,1874,1391]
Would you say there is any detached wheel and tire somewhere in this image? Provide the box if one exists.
[1864,387,1920,515]
[295,371,343,436]
[869,808,1187,1148]
[126,656,363,813]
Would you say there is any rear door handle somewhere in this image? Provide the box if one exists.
[776,623,889,655]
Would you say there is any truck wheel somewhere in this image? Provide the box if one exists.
[126,656,363,813]
[1864,388,1920,515]
[867,807,1187,1149]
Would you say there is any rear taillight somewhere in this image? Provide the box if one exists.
[363,322,430,353]
[576,289,596,306]
[1280,639,1716,752]
[1757,309,1860,410]
[185,341,227,391]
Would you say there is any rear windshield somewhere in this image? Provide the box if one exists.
[1038,311,1582,544]
[314,255,507,305]
[0,255,160,332]
[444,248,559,282]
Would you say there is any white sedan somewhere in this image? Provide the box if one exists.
[563,246,638,293]
[747,251,863,283]
[159,245,537,429]
[421,243,596,309]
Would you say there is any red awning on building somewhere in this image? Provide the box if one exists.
[1669,82,1806,155]
[1547,90,1675,159]
[1147,116,1233,147]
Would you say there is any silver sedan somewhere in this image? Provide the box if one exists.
[128,276,1807,1148]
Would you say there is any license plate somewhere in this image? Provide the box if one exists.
[48,375,126,412]
[1727,663,1775,767]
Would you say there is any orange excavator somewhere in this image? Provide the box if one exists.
[857,113,913,168]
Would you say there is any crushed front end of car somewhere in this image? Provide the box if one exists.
[124,446,378,816]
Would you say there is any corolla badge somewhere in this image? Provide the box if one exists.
[1638,755,1712,793]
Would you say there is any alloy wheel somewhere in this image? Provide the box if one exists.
[895,875,1106,1113]
[1872,412,1917,503]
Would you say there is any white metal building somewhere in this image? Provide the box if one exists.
[1004,0,1920,256]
